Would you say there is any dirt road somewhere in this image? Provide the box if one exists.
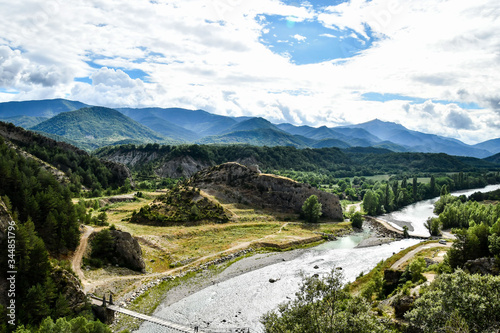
[71,225,94,288]
[391,242,451,270]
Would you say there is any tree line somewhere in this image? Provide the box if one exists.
[94,143,498,181]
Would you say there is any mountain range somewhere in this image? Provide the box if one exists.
[0,98,498,158]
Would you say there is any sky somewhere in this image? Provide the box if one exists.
[0,0,499,144]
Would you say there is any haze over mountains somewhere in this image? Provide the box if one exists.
[0,98,498,158]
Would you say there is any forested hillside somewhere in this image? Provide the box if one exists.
[31,107,169,149]
[95,143,498,180]
[0,121,130,196]
[0,135,113,330]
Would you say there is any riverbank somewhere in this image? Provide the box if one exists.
[110,237,325,332]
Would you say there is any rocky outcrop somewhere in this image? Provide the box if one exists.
[391,295,415,318]
[111,230,146,272]
[383,269,403,295]
[465,257,499,276]
[89,229,146,272]
[50,267,88,312]
[155,156,212,178]
[188,162,343,220]
[97,149,160,168]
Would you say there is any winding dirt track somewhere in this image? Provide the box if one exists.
[71,225,94,290]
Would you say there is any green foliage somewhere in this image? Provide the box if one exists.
[405,269,500,333]
[351,211,363,228]
[489,234,500,256]
[402,225,409,238]
[446,222,496,268]
[0,121,128,194]
[362,190,379,215]
[130,186,229,225]
[361,268,384,300]
[261,269,389,333]
[424,217,441,236]
[90,229,115,259]
[31,106,166,149]
[408,258,426,283]
[0,139,83,254]
[15,316,112,333]
[302,195,322,223]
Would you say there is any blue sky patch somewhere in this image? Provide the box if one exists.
[259,14,374,64]
[75,77,92,84]
[0,88,18,94]
[123,68,149,81]
[362,92,482,110]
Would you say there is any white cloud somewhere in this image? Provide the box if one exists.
[0,0,499,143]
[292,34,307,42]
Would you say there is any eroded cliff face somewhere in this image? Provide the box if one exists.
[98,148,262,179]
[188,162,343,220]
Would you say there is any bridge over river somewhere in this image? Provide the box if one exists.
[89,295,252,333]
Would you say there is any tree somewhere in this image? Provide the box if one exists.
[424,217,441,236]
[405,269,500,332]
[403,225,410,238]
[261,269,388,333]
[351,211,363,229]
[302,195,322,223]
[362,190,378,216]
[430,175,436,196]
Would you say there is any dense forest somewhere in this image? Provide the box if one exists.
[428,189,500,268]
[0,121,129,196]
[0,136,110,332]
[359,172,500,217]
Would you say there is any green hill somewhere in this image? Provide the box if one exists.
[0,98,89,118]
[0,115,49,128]
[484,152,500,165]
[197,128,315,147]
[31,106,167,149]
[220,117,282,135]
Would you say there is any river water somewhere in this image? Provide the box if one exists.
[136,183,500,333]
[379,184,500,238]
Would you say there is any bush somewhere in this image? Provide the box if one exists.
[351,211,363,228]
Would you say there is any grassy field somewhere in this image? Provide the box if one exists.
[84,190,352,275]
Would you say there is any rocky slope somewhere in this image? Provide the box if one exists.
[188,162,343,220]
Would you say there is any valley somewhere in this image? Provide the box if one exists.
[1,101,500,333]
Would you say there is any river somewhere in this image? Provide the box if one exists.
[379,184,500,238]
[135,183,500,333]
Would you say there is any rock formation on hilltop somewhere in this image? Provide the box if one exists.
[187,162,343,220]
